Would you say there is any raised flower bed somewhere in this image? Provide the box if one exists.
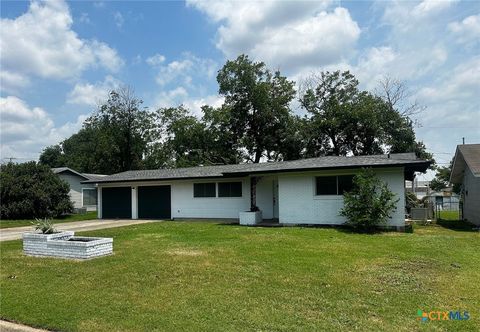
[23,231,113,259]
[239,210,263,225]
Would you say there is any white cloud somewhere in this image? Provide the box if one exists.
[0,70,30,93]
[0,96,86,160]
[188,1,360,74]
[0,0,124,82]
[412,0,458,17]
[417,57,480,103]
[113,11,124,28]
[152,53,217,88]
[448,14,480,45]
[154,88,224,117]
[183,95,225,117]
[146,54,166,66]
[79,12,91,24]
[154,87,189,109]
[67,76,121,106]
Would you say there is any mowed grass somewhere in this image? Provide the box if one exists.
[0,211,97,229]
[1,221,479,331]
[437,210,462,221]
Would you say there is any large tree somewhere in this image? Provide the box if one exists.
[217,54,296,162]
[85,87,155,172]
[300,70,434,162]
[40,88,156,174]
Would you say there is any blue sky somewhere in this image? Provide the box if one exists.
[1,0,479,179]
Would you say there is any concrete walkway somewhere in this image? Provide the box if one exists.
[0,219,156,242]
[0,320,49,332]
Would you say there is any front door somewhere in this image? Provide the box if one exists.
[273,178,279,219]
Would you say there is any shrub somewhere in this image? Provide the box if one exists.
[0,162,73,219]
[32,218,56,234]
[340,168,399,231]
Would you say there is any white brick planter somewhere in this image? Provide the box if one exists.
[239,211,262,225]
[23,231,113,259]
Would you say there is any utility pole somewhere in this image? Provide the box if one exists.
[462,137,465,145]
[4,157,17,163]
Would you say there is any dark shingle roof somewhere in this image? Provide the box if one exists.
[52,167,106,181]
[82,153,430,184]
[450,144,480,183]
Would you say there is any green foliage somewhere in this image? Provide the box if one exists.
[32,217,56,234]
[0,162,73,219]
[39,145,65,168]
[217,54,296,162]
[430,159,461,194]
[340,168,399,230]
[38,58,435,173]
[300,71,434,165]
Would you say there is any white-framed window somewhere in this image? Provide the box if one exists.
[193,183,216,197]
[315,175,354,196]
[218,182,242,197]
[82,188,98,206]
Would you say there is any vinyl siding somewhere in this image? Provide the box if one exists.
[463,167,480,225]
[57,173,97,210]
[278,168,405,226]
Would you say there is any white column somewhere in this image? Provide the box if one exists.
[131,186,138,219]
[97,186,102,219]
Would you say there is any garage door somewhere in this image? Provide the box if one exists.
[102,187,132,219]
[138,186,171,219]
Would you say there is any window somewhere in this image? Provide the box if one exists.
[193,183,216,197]
[218,182,242,197]
[82,188,97,206]
[338,175,354,194]
[316,175,354,195]
[316,176,337,195]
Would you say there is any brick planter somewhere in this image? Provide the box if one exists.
[239,211,263,225]
[23,231,113,259]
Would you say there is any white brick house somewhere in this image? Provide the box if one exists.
[83,153,430,227]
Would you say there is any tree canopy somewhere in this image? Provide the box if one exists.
[39,55,434,174]
[0,162,73,219]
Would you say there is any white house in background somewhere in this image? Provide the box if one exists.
[53,167,106,212]
[82,153,430,228]
[450,144,480,225]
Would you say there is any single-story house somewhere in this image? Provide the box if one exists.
[53,167,106,212]
[450,144,480,225]
[83,153,429,227]
[426,189,460,211]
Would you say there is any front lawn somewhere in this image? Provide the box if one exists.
[1,221,478,331]
[0,211,97,229]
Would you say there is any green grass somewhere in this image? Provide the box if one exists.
[1,221,479,331]
[437,210,462,221]
[0,211,97,229]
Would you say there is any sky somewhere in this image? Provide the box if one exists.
[0,0,479,179]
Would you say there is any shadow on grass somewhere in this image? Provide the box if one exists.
[435,219,477,232]
[217,222,404,234]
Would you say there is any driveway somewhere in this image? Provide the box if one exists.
[0,219,157,242]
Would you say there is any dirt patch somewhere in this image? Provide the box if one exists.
[166,249,204,256]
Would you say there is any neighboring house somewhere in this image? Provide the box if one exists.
[83,153,429,228]
[450,144,480,225]
[405,179,431,199]
[426,189,460,211]
[53,167,106,211]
